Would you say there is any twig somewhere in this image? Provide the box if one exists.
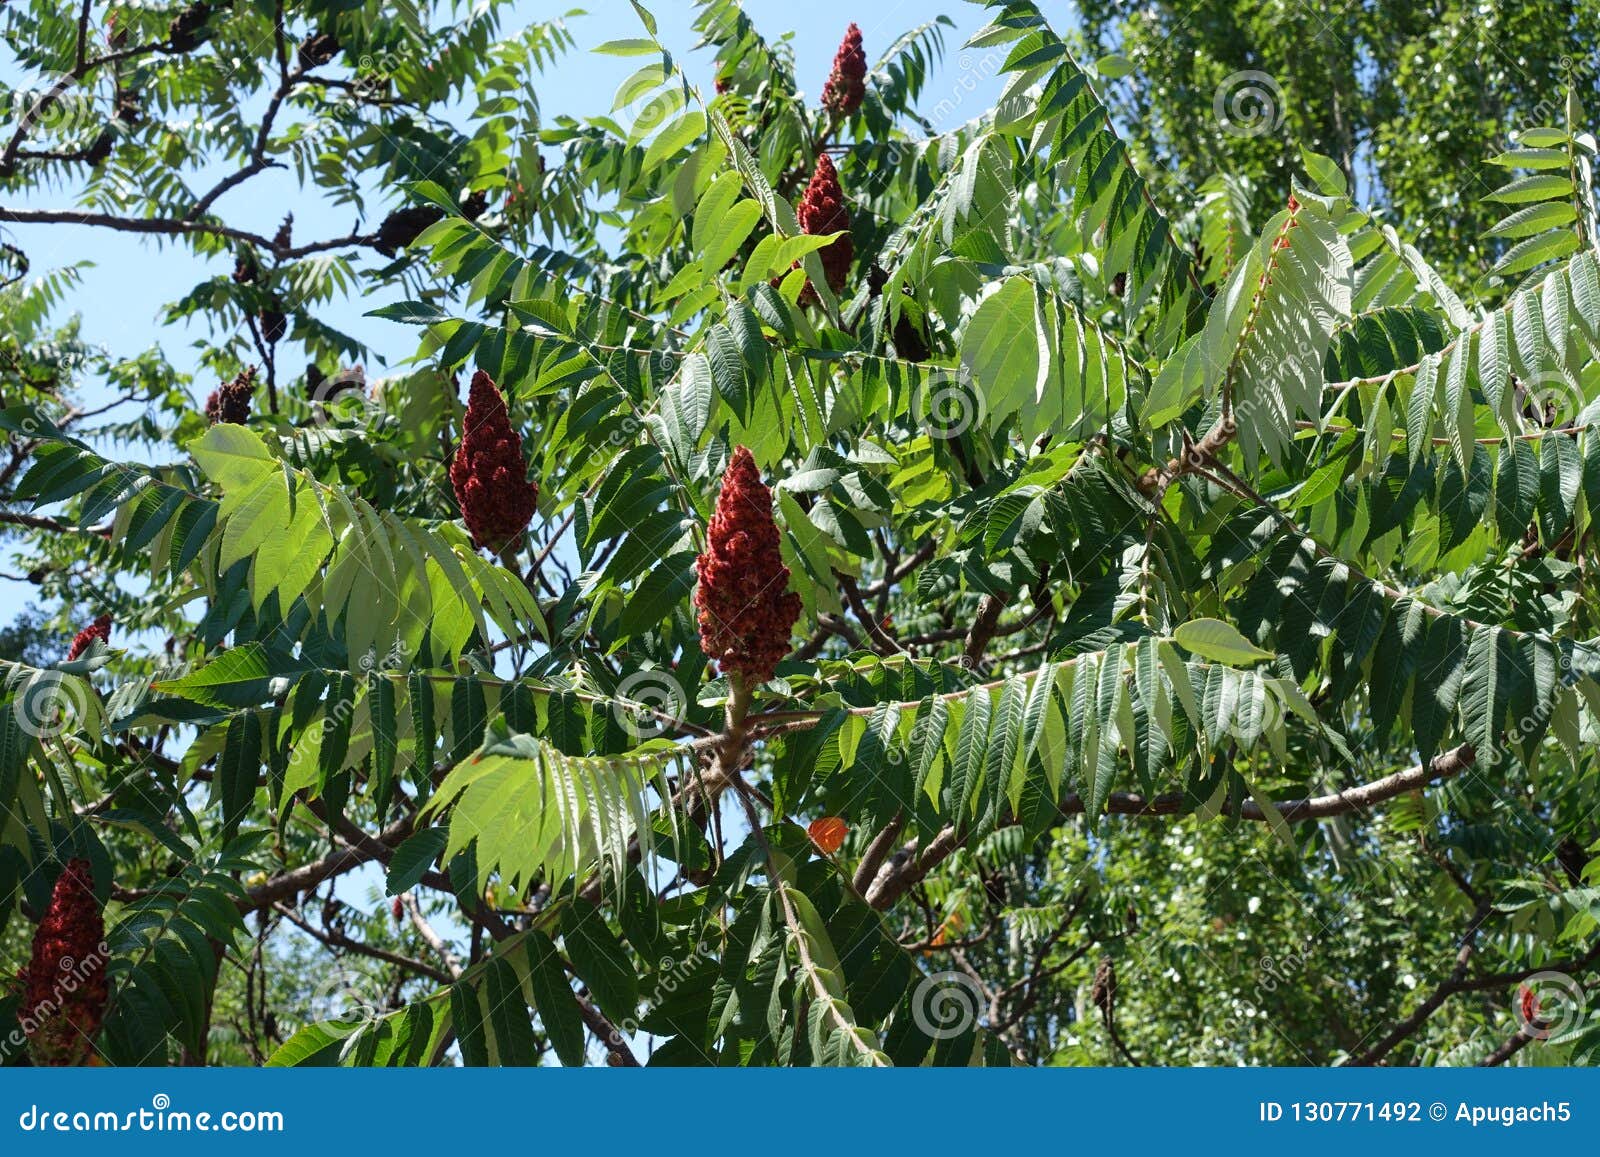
[400,892,462,979]
[0,208,378,259]
[728,775,888,1066]
[1478,1028,1537,1067]
[271,901,452,985]
[239,813,415,912]
[572,993,641,1067]
[1348,899,1493,1066]
[838,571,902,655]
[1138,414,1237,498]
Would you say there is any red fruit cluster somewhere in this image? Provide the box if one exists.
[18,859,108,1067]
[794,154,853,304]
[449,370,539,550]
[65,614,112,662]
[694,447,802,684]
[204,365,257,425]
[1518,984,1541,1026]
[821,24,867,118]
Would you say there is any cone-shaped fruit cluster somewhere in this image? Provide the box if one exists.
[449,370,539,550]
[298,32,340,71]
[374,206,444,257]
[204,365,256,425]
[18,859,107,1066]
[694,447,802,684]
[65,614,112,661]
[821,24,866,118]
[794,154,852,304]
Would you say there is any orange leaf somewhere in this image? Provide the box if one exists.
[808,816,848,855]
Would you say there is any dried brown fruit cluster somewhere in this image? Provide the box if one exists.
[204,365,257,425]
[694,447,802,684]
[66,614,112,661]
[449,371,539,550]
[167,2,211,52]
[259,305,287,345]
[83,130,113,167]
[18,859,108,1066]
[1091,955,1117,1016]
[114,84,140,126]
[867,263,931,362]
[821,24,867,118]
[373,206,444,257]
[298,32,341,71]
[794,154,852,304]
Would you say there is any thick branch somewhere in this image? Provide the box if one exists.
[865,744,1477,910]
[1478,1028,1536,1067]
[240,813,415,912]
[851,813,903,895]
[0,208,377,258]
[962,591,1010,669]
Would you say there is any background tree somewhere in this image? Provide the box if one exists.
[0,0,1597,1068]
[1077,0,1600,287]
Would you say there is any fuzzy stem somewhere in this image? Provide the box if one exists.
[714,673,754,784]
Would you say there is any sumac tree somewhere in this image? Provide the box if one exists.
[0,0,1598,1068]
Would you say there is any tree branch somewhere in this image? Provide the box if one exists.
[240,813,415,913]
[0,40,165,175]
[400,892,462,979]
[1138,414,1237,497]
[271,901,452,986]
[837,571,902,655]
[851,813,903,895]
[0,208,377,259]
[1348,898,1492,1067]
[865,744,1477,911]
[1478,1028,1536,1067]
[962,591,1010,669]
[572,993,641,1067]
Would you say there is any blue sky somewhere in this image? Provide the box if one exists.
[1,0,1012,627]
